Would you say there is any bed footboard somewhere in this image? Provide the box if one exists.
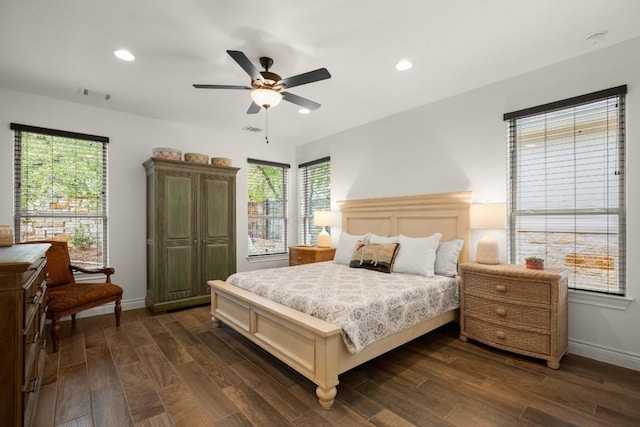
[208,279,343,409]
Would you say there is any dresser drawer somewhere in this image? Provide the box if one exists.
[288,246,336,266]
[464,294,550,331]
[290,250,316,266]
[22,255,46,294]
[464,273,550,304]
[465,317,550,356]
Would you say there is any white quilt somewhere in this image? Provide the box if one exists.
[226,262,459,353]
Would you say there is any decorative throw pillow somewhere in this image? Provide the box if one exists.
[333,232,370,265]
[392,233,442,277]
[435,239,464,277]
[349,241,400,273]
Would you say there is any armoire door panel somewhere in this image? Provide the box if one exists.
[205,243,230,282]
[205,178,229,238]
[165,245,195,298]
[165,174,194,239]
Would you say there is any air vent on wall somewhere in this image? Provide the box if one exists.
[80,88,111,100]
[243,125,263,133]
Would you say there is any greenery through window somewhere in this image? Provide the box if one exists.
[247,158,289,256]
[12,123,108,268]
[299,157,330,245]
[505,86,626,295]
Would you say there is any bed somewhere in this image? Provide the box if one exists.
[208,191,471,409]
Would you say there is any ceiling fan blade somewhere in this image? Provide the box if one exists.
[247,102,261,114]
[193,84,249,90]
[227,50,264,82]
[282,92,321,110]
[278,68,331,89]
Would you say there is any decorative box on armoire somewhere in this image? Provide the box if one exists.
[0,243,49,427]
[143,157,239,312]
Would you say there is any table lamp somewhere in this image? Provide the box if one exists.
[314,210,334,248]
[470,203,507,264]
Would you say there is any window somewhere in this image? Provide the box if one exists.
[505,85,626,295]
[12,123,109,268]
[298,157,331,245]
[247,158,289,256]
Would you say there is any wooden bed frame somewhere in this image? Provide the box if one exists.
[208,191,471,409]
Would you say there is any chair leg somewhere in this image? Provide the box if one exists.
[51,318,61,353]
[115,299,121,327]
[71,313,77,325]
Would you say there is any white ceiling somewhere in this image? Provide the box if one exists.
[2,0,640,147]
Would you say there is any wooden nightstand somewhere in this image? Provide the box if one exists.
[459,262,569,369]
[289,246,336,266]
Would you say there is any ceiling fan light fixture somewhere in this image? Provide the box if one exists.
[251,88,282,108]
[298,108,311,114]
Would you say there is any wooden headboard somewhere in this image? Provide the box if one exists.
[338,191,472,263]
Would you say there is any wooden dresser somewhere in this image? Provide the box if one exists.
[459,262,569,369]
[0,243,50,426]
[289,246,336,266]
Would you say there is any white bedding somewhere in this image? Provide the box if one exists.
[225,262,460,353]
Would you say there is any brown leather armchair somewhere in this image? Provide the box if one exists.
[30,240,123,352]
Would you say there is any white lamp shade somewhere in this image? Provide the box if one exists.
[470,203,507,230]
[250,88,282,108]
[470,203,506,265]
[314,210,334,248]
[313,210,334,227]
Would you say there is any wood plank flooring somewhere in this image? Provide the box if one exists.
[33,305,640,426]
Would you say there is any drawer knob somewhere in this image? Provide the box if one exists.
[495,285,506,292]
[496,331,506,340]
[496,307,507,317]
[297,256,302,260]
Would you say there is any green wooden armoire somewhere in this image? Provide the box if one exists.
[143,157,239,312]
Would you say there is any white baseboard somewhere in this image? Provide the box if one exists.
[569,338,640,371]
[68,297,147,320]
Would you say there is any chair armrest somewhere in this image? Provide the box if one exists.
[71,265,115,282]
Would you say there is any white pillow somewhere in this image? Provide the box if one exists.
[333,232,370,265]
[435,239,464,277]
[392,233,442,276]
[369,234,399,244]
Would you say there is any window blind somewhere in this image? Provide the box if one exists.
[298,157,330,245]
[247,158,290,256]
[505,86,626,295]
[11,123,109,268]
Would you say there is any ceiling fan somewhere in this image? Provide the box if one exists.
[193,50,331,114]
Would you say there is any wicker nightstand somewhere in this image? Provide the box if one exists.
[289,246,336,266]
[459,262,569,369]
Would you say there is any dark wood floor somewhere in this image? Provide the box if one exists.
[32,305,640,427]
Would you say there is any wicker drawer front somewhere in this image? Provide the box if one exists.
[465,273,550,304]
[465,317,550,355]
[464,294,550,330]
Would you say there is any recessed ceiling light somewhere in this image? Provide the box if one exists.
[585,30,607,45]
[395,60,413,71]
[298,108,311,115]
[114,49,135,61]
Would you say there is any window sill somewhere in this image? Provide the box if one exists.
[568,290,634,310]
[246,253,288,264]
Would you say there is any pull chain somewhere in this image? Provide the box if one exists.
[265,108,269,144]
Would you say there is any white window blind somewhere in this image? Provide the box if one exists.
[505,85,626,295]
[247,158,289,256]
[298,157,330,245]
[12,123,109,268]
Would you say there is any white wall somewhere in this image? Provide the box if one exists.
[0,89,293,311]
[297,36,640,370]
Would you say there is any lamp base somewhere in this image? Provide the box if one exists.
[476,232,500,264]
[318,227,331,248]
